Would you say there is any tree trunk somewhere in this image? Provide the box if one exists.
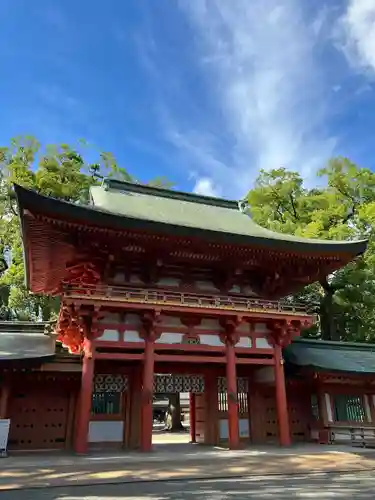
[165,393,184,431]
[319,279,340,341]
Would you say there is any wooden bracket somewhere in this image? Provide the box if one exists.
[140,309,162,341]
[219,315,243,345]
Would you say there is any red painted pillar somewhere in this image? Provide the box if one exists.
[141,337,155,452]
[189,392,196,443]
[274,343,291,446]
[75,338,94,454]
[226,340,239,449]
[0,383,10,418]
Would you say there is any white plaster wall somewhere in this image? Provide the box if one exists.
[155,333,184,344]
[310,429,319,440]
[99,329,119,341]
[199,335,223,346]
[255,337,272,349]
[325,393,333,422]
[124,330,143,342]
[364,395,372,422]
[88,421,124,443]
[236,337,252,348]
[219,419,229,439]
[239,419,250,438]
[219,418,251,439]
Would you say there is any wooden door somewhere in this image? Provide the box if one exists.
[8,389,70,450]
[288,391,311,442]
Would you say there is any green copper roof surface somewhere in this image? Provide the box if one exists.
[284,338,375,374]
[88,180,367,251]
[13,181,367,254]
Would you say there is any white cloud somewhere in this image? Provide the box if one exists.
[193,177,222,197]
[171,0,337,196]
[337,0,375,75]
[138,1,339,197]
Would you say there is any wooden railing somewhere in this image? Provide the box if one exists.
[63,284,312,316]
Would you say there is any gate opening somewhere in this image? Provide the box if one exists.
[152,373,204,449]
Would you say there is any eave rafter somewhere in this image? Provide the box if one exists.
[23,210,351,298]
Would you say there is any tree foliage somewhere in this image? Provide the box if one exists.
[247,158,375,342]
[1,136,374,343]
[0,136,172,321]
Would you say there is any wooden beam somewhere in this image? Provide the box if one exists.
[236,357,275,365]
[94,352,144,361]
[155,354,226,364]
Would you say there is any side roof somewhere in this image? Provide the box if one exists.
[284,338,375,374]
[0,321,55,361]
[14,180,368,255]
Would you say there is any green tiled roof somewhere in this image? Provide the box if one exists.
[284,338,375,374]
[88,180,367,253]
[14,181,367,254]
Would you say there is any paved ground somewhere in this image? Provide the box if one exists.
[1,470,375,499]
[2,442,375,492]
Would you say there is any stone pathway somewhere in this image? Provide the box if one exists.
[1,444,375,491]
[4,471,375,500]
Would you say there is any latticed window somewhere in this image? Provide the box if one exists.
[218,391,228,412]
[91,392,121,415]
[333,395,365,423]
[238,392,248,415]
[217,391,248,413]
[91,374,127,416]
[217,377,249,414]
[311,394,320,420]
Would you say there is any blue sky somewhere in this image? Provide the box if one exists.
[1,0,375,198]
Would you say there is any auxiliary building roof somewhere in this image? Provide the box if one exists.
[14,180,367,255]
[284,338,375,375]
[0,322,55,361]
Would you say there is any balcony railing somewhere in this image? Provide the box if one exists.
[63,284,312,316]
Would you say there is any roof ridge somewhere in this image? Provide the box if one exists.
[102,179,240,209]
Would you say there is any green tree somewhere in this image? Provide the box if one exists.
[247,159,375,342]
[0,136,173,321]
